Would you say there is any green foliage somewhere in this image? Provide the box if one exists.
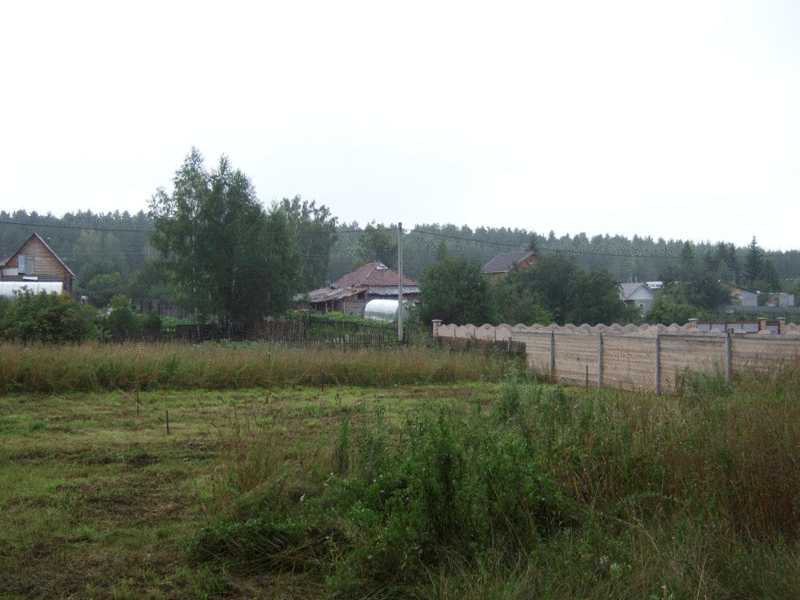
[191,385,578,588]
[645,283,705,324]
[189,368,800,597]
[418,255,492,326]
[659,241,732,316]
[72,229,126,299]
[704,240,740,284]
[127,258,175,301]
[105,295,139,337]
[3,210,800,308]
[0,343,520,394]
[744,236,782,291]
[0,291,99,343]
[497,255,632,326]
[491,274,554,325]
[141,310,162,333]
[83,272,124,308]
[279,196,338,291]
[355,222,396,269]
[149,148,300,328]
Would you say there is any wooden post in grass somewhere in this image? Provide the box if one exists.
[654,332,661,395]
[597,333,604,389]
[725,331,732,383]
[166,410,170,435]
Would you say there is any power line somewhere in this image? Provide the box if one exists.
[0,219,153,234]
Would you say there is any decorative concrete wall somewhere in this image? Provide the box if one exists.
[431,319,800,394]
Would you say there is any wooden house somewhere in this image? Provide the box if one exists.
[619,282,657,315]
[0,233,75,297]
[721,282,758,307]
[306,261,420,315]
[482,251,538,281]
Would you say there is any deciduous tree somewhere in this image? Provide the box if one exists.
[149,148,299,329]
[279,196,338,291]
[355,222,396,269]
[418,255,492,326]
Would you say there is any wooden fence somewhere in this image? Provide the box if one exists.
[132,315,405,348]
[432,319,800,394]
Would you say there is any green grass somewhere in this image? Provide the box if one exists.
[2,344,800,598]
[187,366,800,599]
[0,341,519,394]
[0,369,502,598]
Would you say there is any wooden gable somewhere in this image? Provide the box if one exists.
[1,233,75,294]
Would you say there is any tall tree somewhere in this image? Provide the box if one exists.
[279,196,338,291]
[744,236,763,287]
[355,222,396,269]
[149,148,299,328]
[418,255,492,327]
[742,236,781,291]
[500,254,633,326]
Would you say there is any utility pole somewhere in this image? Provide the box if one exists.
[398,222,404,343]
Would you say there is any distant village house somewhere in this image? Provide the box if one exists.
[482,250,538,281]
[305,261,420,316]
[619,282,657,315]
[721,282,758,307]
[0,233,75,298]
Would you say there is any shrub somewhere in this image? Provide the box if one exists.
[0,290,99,343]
[105,295,139,338]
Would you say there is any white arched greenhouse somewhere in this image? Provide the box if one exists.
[363,299,411,323]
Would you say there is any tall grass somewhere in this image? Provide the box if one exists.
[190,363,800,598]
[0,341,520,394]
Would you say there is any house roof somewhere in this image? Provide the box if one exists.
[482,251,537,275]
[619,282,655,301]
[306,262,420,305]
[307,286,366,304]
[1,232,75,279]
[330,261,419,289]
[721,282,757,294]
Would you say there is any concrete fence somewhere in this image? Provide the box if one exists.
[432,319,800,394]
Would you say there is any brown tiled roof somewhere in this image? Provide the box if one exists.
[331,262,419,288]
[482,251,537,275]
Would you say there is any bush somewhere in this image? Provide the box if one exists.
[105,295,139,338]
[0,291,99,343]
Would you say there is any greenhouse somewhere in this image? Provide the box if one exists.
[363,299,409,323]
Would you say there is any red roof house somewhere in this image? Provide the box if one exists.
[306,261,420,315]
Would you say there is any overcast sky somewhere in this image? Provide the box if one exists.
[2,1,799,251]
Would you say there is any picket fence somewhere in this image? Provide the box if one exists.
[432,319,800,394]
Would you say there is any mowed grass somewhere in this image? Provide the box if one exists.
[0,379,500,599]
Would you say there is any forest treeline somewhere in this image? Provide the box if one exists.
[2,209,799,306]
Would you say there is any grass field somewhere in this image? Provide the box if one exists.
[2,344,800,598]
[0,383,503,598]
